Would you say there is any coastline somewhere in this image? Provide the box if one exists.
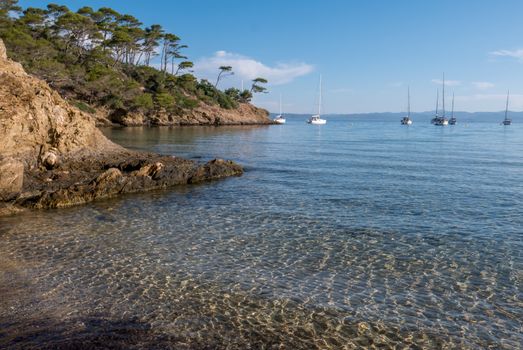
[0,38,244,216]
[93,102,275,127]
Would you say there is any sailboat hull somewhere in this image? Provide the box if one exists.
[273,115,286,124]
[308,119,326,125]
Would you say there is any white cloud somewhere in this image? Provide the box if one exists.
[490,49,523,62]
[193,51,314,85]
[431,79,461,86]
[472,81,494,90]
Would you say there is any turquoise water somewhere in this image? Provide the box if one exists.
[1,117,522,348]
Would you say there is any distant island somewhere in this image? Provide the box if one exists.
[0,1,272,126]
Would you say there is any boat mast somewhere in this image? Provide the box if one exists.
[279,93,282,116]
[407,86,410,118]
[318,74,322,117]
[442,73,445,118]
[451,92,455,118]
[435,89,439,116]
[505,90,510,121]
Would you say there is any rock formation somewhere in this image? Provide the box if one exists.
[101,98,272,127]
[0,39,243,215]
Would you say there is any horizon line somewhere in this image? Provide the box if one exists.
[269,110,521,115]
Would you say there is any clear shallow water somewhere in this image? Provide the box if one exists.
[1,117,522,349]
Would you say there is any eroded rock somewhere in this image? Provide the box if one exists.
[0,38,6,60]
[0,157,24,201]
[189,159,243,183]
[0,38,122,163]
[95,168,122,184]
[0,38,244,215]
[42,150,59,169]
[134,162,164,178]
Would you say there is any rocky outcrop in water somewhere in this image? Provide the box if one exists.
[101,101,272,127]
[0,39,243,215]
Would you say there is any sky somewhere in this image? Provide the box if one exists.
[18,0,523,114]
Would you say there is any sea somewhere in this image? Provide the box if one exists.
[1,115,521,349]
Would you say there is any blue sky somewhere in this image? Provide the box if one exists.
[19,0,523,113]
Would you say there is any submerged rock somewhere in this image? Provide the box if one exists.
[0,38,243,215]
[189,159,244,183]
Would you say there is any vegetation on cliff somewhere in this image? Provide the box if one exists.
[0,1,268,124]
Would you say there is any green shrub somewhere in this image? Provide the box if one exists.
[73,101,96,114]
[155,92,175,110]
[178,96,199,109]
[132,93,154,110]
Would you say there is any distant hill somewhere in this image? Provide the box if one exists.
[272,111,523,123]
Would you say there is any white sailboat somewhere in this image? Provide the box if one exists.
[501,90,512,125]
[307,75,327,125]
[449,92,457,125]
[434,74,448,126]
[273,94,286,124]
[401,86,413,125]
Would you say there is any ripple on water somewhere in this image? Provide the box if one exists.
[1,121,522,348]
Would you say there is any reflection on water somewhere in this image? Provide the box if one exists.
[1,118,522,349]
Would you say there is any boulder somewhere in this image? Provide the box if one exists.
[189,159,243,183]
[134,162,164,178]
[42,150,59,169]
[0,157,24,201]
[95,168,123,185]
[0,38,6,60]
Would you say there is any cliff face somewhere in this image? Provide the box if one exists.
[0,40,120,164]
[0,39,243,215]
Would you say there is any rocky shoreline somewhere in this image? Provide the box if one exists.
[2,152,242,216]
[0,39,244,216]
[96,102,274,127]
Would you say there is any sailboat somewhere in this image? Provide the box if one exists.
[273,94,286,124]
[434,74,449,126]
[307,75,327,125]
[501,90,512,125]
[449,92,457,125]
[431,89,439,124]
[401,86,413,125]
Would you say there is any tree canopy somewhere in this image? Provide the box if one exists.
[0,1,268,118]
